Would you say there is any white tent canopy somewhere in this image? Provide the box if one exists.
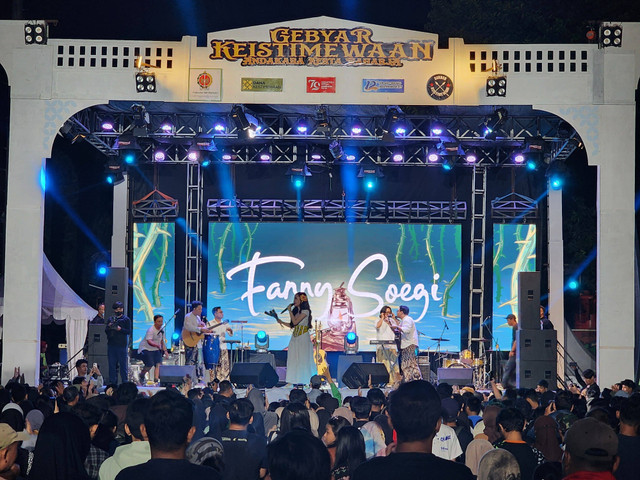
[0,255,96,369]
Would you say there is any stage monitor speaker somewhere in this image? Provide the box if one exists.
[517,330,557,362]
[105,267,129,319]
[337,355,363,388]
[248,352,276,370]
[230,362,279,388]
[437,367,473,386]
[159,365,196,386]
[516,360,555,389]
[342,363,390,389]
[518,271,541,330]
[86,325,109,357]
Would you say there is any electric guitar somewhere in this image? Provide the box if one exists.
[182,320,229,348]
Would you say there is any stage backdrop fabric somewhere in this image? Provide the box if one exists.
[207,223,462,352]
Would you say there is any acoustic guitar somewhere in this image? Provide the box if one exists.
[182,320,229,348]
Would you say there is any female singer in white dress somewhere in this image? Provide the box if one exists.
[275,292,316,385]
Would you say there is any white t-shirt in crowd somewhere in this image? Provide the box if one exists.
[432,423,463,460]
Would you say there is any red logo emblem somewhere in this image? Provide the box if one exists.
[307,77,336,93]
[197,71,213,90]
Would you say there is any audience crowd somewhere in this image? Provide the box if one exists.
[0,363,637,480]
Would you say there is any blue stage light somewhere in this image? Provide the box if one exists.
[172,332,180,340]
[293,177,304,189]
[106,175,114,184]
[97,265,107,276]
[123,152,136,165]
[256,330,267,342]
[567,279,579,290]
[346,332,357,344]
[39,167,47,192]
[526,159,537,171]
[550,175,563,190]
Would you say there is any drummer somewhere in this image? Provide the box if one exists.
[208,306,234,382]
[137,314,168,385]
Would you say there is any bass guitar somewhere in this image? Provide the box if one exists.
[182,320,229,348]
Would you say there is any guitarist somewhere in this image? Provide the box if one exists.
[183,301,212,382]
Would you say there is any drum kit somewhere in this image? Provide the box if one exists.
[432,337,495,389]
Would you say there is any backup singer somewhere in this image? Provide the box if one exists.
[394,305,422,382]
[137,314,168,384]
[105,301,131,385]
[375,305,400,384]
[209,306,233,381]
[275,292,315,385]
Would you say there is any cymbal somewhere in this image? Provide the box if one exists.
[430,337,450,342]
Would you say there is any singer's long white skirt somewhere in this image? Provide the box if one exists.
[286,330,315,385]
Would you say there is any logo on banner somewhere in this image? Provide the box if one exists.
[362,79,405,93]
[241,78,284,92]
[189,68,221,101]
[196,71,214,90]
[307,77,336,93]
[426,74,453,100]
[209,27,435,67]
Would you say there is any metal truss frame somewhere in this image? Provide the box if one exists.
[64,106,581,166]
[206,198,467,222]
[491,192,538,221]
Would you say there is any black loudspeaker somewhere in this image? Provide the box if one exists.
[159,365,197,386]
[337,355,363,387]
[105,267,129,319]
[437,367,473,386]
[342,363,390,388]
[517,330,557,362]
[518,271,541,330]
[248,352,276,370]
[516,360,555,389]
[230,362,279,388]
[87,325,109,356]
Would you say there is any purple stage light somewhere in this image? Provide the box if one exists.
[392,153,404,162]
[311,153,323,160]
[514,153,525,164]
[260,152,271,161]
[345,153,356,161]
[221,153,232,161]
[296,125,308,134]
[160,123,172,133]
[187,151,198,161]
[351,126,362,135]
[214,122,226,133]
[428,152,439,162]
[394,126,407,136]
[465,152,477,163]
[101,121,114,131]
[154,150,166,162]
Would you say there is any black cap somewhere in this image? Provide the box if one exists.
[583,369,596,379]
[112,301,124,310]
[537,379,549,388]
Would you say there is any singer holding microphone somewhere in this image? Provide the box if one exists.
[273,292,315,385]
[137,314,168,385]
[376,306,401,384]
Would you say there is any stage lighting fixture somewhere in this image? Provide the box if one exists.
[309,146,324,162]
[427,148,440,163]
[295,117,311,134]
[391,149,404,162]
[358,165,383,191]
[486,76,507,97]
[198,153,213,167]
[430,122,445,137]
[159,117,174,134]
[442,157,456,171]
[464,149,478,163]
[344,332,359,354]
[329,140,345,160]
[101,117,115,131]
[482,108,507,139]
[350,118,364,136]
[440,141,464,157]
[600,24,622,47]
[286,162,312,189]
[259,149,272,162]
[255,331,270,353]
[567,279,579,290]
[153,149,167,162]
[380,107,401,141]
[394,124,407,136]
[105,159,125,186]
[113,135,141,165]
[526,159,538,171]
[172,332,180,347]
[315,105,330,133]
[513,152,526,164]
[220,151,233,162]
[343,148,358,162]
[135,72,156,93]
[546,160,567,190]
[24,22,48,45]
[97,264,108,277]
[213,120,227,133]
[231,105,259,138]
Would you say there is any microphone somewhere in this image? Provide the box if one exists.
[482,316,491,327]
[443,318,449,330]
[281,304,293,314]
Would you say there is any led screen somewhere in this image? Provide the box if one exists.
[207,223,462,352]
[492,224,536,350]
[132,222,176,348]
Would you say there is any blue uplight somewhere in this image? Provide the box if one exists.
[293,178,303,189]
[172,332,180,340]
[124,153,136,165]
[526,160,537,171]
[550,175,563,190]
[39,167,47,192]
[567,279,579,290]
[97,265,108,276]
[346,332,357,344]
[256,330,267,342]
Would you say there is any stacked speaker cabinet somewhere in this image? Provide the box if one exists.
[104,267,129,320]
[516,329,557,389]
[518,271,541,330]
[230,362,279,388]
[86,324,110,381]
[342,363,390,388]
